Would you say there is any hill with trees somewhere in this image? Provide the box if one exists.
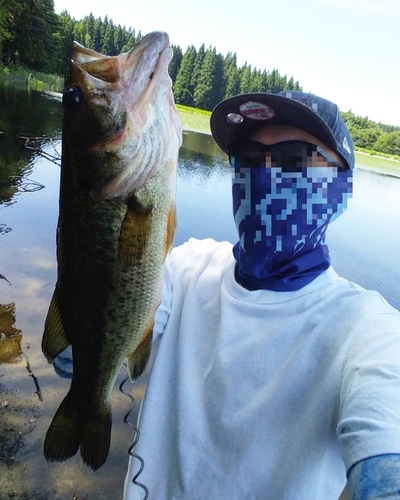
[1,1,399,156]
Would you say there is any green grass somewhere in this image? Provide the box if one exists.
[355,146,400,162]
[0,64,63,92]
[355,151,400,177]
[177,104,211,134]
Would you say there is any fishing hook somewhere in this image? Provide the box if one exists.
[119,367,149,500]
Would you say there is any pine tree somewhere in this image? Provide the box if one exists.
[193,47,224,110]
[1,0,60,71]
[259,70,270,92]
[121,30,137,52]
[93,18,102,52]
[0,0,12,56]
[223,52,240,99]
[173,45,197,106]
[213,52,225,104]
[190,44,205,97]
[169,44,183,83]
[277,74,287,93]
[54,10,74,74]
[114,25,124,53]
[84,33,94,50]
[249,68,265,93]
[266,69,281,93]
[83,13,95,42]
[101,15,109,39]
[102,20,116,55]
[239,63,252,94]
[73,22,85,45]
[0,1,305,101]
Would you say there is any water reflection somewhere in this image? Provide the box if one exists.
[0,224,11,235]
[181,130,225,162]
[0,87,61,208]
[0,303,22,364]
[0,87,399,500]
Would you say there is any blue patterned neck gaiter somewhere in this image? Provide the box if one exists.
[232,163,353,291]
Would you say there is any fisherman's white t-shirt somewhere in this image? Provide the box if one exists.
[123,238,400,500]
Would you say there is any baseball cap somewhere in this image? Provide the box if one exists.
[210,91,355,170]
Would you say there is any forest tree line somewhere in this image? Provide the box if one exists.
[1,0,399,156]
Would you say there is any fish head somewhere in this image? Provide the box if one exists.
[62,31,182,199]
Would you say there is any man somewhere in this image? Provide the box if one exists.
[123,91,400,499]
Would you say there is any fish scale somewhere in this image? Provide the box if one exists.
[41,31,182,471]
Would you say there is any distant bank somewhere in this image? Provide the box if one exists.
[1,82,397,178]
[176,105,400,178]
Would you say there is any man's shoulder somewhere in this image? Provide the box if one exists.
[170,238,233,265]
[165,238,234,286]
[331,271,399,314]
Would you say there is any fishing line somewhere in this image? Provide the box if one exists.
[119,366,149,500]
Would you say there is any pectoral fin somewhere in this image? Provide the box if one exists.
[127,321,153,381]
[42,290,70,363]
[163,204,177,259]
[118,195,153,271]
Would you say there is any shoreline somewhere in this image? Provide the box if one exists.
[182,127,400,178]
[356,164,400,179]
[355,150,400,164]
[39,92,400,179]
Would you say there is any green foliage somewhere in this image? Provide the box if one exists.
[190,43,205,95]
[350,127,382,149]
[193,48,224,110]
[1,0,60,72]
[102,20,116,55]
[113,25,125,53]
[169,44,183,83]
[374,131,400,156]
[172,42,302,111]
[239,63,252,94]
[121,30,137,53]
[3,2,398,157]
[223,53,240,99]
[0,3,303,111]
[173,45,197,106]
[341,110,400,158]
[0,63,63,91]
[93,17,102,52]
[0,0,13,56]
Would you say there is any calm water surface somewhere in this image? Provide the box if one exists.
[0,88,399,499]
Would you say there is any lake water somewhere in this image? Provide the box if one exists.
[0,87,399,499]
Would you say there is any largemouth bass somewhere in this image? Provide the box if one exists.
[41,32,182,471]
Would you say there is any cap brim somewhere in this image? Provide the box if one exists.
[210,93,337,154]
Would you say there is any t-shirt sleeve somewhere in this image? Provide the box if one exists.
[153,249,175,339]
[153,237,232,339]
[337,309,400,473]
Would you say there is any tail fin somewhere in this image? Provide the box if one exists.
[80,411,112,470]
[43,390,111,471]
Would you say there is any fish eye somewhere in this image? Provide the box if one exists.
[63,86,82,111]
[149,72,154,80]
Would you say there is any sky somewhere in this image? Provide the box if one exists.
[54,0,400,126]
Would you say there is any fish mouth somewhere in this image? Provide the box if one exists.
[70,31,171,108]
[65,32,182,200]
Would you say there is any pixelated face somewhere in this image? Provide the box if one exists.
[248,124,345,168]
[229,139,353,253]
[229,140,345,171]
